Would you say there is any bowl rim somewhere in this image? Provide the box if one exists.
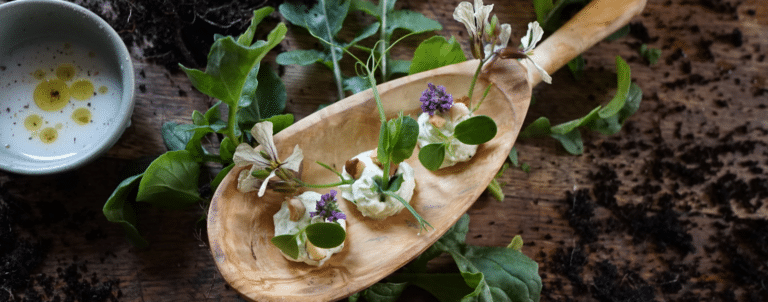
[0,0,135,175]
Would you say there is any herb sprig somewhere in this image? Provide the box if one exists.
[103,8,290,247]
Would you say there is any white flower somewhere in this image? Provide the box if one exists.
[483,23,511,59]
[520,21,544,54]
[519,21,551,84]
[454,0,494,38]
[233,121,303,196]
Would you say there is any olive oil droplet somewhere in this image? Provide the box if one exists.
[71,79,94,101]
[40,127,58,144]
[24,115,43,131]
[98,86,108,94]
[33,79,70,111]
[55,64,76,81]
[72,108,92,125]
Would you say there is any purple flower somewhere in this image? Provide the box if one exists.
[310,190,346,223]
[420,83,453,116]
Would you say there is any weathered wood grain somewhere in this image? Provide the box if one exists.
[1,0,766,301]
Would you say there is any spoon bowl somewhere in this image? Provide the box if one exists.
[207,0,646,300]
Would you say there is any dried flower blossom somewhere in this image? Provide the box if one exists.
[310,190,346,222]
[420,83,453,116]
[233,121,303,196]
[453,0,511,60]
[519,21,551,84]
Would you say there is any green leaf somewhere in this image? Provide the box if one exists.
[419,143,445,171]
[567,55,584,80]
[390,273,474,302]
[604,24,630,41]
[181,21,286,106]
[219,137,236,162]
[508,147,519,167]
[518,117,551,139]
[386,9,442,36]
[410,36,466,75]
[343,76,372,94]
[455,115,497,145]
[161,122,193,152]
[276,49,328,66]
[551,130,583,155]
[237,64,287,130]
[346,22,381,48]
[280,0,350,43]
[103,174,148,248]
[532,0,554,25]
[389,116,419,164]
[204,101,222,123]
[377,122,390,165]
[262,114,295,134]
[237,7,275,46]
[387,173,406,192]
[639,44,662,65]
[271,234,300,259]
[211,163,234,191]
[432,215,542,302]
[305,222,346,248]
[356,282,409,302]
[588,82,642,135]
[598,56,631,118]
[388,59,411,75]
[507,235,524,251]
[550,106,600,135]
[136,150,201,209]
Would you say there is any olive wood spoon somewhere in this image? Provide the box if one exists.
[207,0,647,300]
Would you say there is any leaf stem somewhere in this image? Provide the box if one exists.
[226,101,240,144]
[379,0,388,81]
[466,59,484,107]
[319,0,345,100]
[382,191,433,233]
[292,177,354,189]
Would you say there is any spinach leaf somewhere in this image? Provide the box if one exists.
[598,56,631,118]
[103,174,148,248]
[305,222,346,248]
[409,36,466,75]
[388,116,419,164]
[433,215,542,302]
[181,8,286,108]
[236,64,287,131]
[136,150,201,209]
[271,234,299,259]
[349,282,409,302]
[161,122,193,152]
[419,143,446,171]
[455,115,497,145]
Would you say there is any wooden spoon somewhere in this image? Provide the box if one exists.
[207,0,646,300]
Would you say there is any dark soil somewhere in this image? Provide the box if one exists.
[0,184,122,302]
[75,0,283,70]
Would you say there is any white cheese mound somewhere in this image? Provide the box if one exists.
[417,104,478,169]
[339,150,416,220]
[273,191,346,266]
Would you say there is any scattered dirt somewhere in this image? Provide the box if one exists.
[74,0,283,71]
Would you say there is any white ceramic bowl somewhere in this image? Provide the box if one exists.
[0,0,134,175]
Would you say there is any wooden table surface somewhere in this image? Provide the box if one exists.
[2,0,767,301]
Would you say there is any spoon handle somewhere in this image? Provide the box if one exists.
[525,0,648,86]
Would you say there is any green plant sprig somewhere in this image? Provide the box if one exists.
[103,8,291,247]
[308,31,432,232]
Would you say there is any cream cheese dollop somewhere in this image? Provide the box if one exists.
[273,191,346,266]
[417,103,478,169]
[339,150,416,220]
